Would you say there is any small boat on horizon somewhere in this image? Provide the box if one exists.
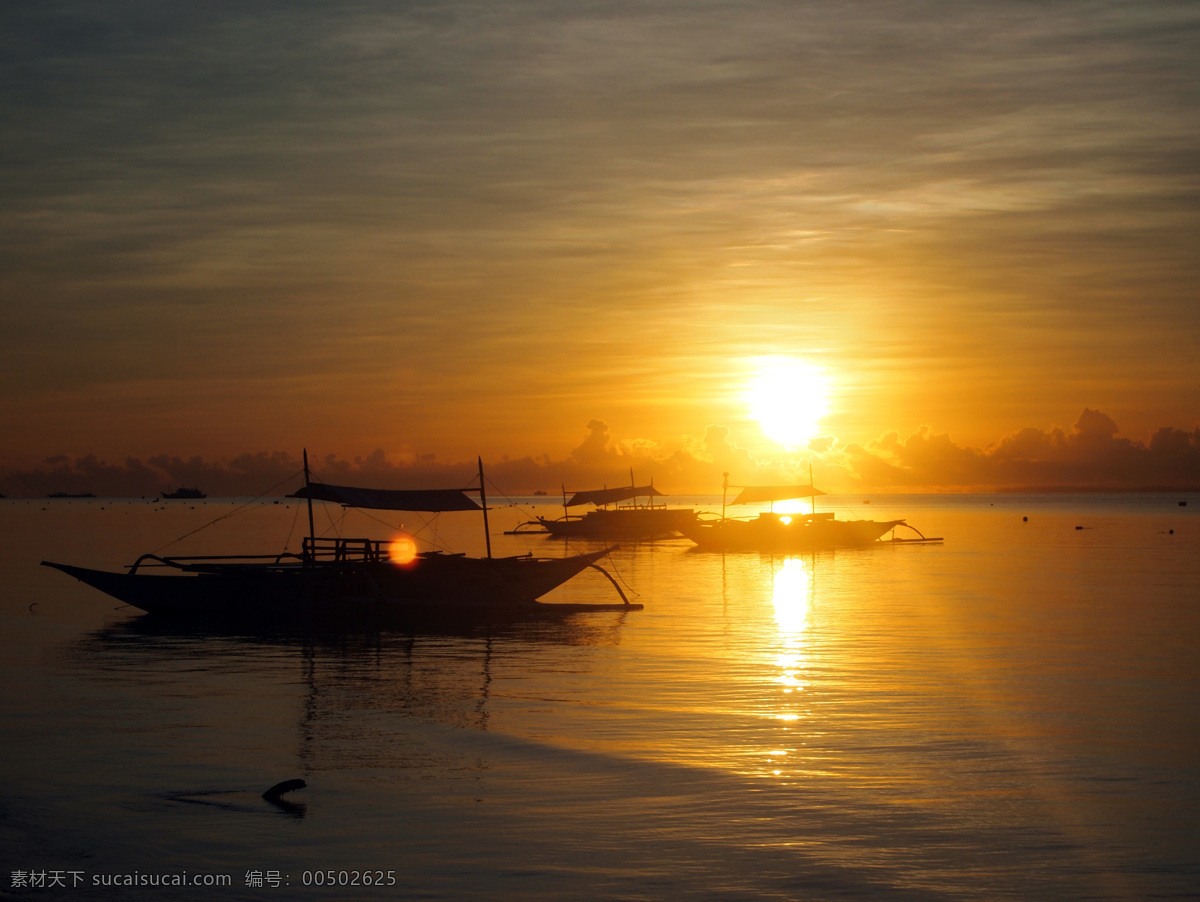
[680,474,940,552]
[162,487,206,499]
[512,476,695,541]
[43,454,640,620]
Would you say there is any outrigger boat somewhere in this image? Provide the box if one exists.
[680,474,940,552]
[512,476,695,541]
[43,455,640,618]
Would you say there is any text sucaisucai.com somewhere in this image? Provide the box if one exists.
[11,870,232,889]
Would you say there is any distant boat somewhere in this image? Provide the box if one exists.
[512,477,695,540]
[43,454,640,619]
[47,492,96,498]
[679,475,939,552]
[162,487,206,499]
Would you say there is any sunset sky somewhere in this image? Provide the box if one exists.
[2,1,1198,493]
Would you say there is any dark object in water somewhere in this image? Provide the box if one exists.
[1075,525,1084,530]
[1023,516,1028,522]
[163,487,206,499]
[262,779,308,818]
[1180,501,1188,507]
[263,778,306,802]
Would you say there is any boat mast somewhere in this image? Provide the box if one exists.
[302,448,315,548]
[722,472,729,519]
[477,457,492,559]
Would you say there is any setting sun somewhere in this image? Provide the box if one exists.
[745,357,830,449]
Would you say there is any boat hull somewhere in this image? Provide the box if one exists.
[680,515,905,552]
[43,548,639,618]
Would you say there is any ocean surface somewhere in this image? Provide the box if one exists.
[1,493,1197,900]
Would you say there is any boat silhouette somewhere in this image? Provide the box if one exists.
[44,454,639,619]
[680,473,940,552]
[512,475,695,540]
[162,487,206,499]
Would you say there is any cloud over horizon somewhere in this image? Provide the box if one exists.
[4,410,1197,499]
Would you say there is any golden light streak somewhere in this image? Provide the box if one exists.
[771,557,812,635]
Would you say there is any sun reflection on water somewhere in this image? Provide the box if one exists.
[764,557,816,780]
[772,557,812,636]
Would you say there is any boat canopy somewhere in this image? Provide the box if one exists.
[730,485,826,505]
[565,485,665,507]
[290,482,482,512]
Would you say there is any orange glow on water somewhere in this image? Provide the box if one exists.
[388,532,418,567]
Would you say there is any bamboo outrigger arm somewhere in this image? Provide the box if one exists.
[586,560,633,606]
[886,523,944,544]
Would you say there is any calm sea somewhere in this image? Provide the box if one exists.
[1,494,1197,900]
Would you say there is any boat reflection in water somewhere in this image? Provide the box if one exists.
[61,603,637,827]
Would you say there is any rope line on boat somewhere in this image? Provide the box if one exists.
[475,471,641,600]
[479,471,555,547]
[587,562,632,606]
[282,492,303,554]
[152,469,305,555]
[303,460,459,555]
[597,550,639,599]
[316,499,345,541]
[523,537,638,599]
[486,476,643,599]
[321,503,456,555]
